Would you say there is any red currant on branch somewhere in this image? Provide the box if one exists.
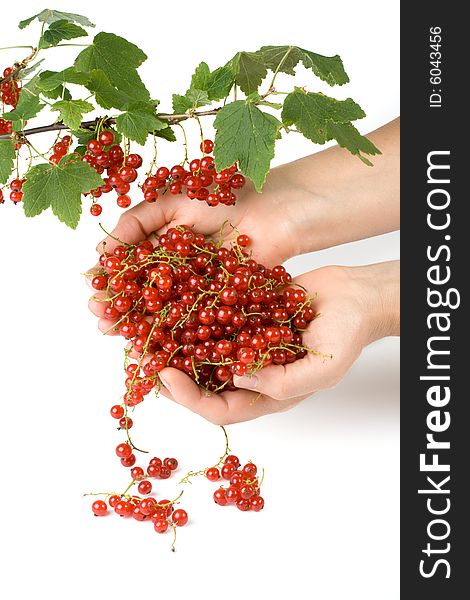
[1,10,380,227]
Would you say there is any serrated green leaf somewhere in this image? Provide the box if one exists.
[41,85,72,101]
[214,101,280,192]
[115,103,166,145]
[256,45,349,86]
[281,89,366,144]
[172,93,192,114]
[75,32,149,105]
[84,69,129,110]
[37,67,90,91]
[154,125,176,142]
[227,52,267,95]
[39,19,88,49]
[3,75,44,121]
[190,62,211,90]
[0,139,16,184]
[206,66,234,101]
[326,122,381,165]
[51,99,94,130]
[187,88,209,108]
[22,154,103,228]
[19,9,94,29]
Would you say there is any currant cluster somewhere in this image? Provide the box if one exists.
[91,225,315,401]
[1,66,21,107]
[207,455,265,512]
[141,139,246,207]
[0,177,25,205]
[0,117,13,136]
[90,490,188,547]
[48,135,72,165]
[81,130,143,216]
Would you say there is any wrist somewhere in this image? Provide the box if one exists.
[346,261,400,345]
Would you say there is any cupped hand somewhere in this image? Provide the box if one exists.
[152,262,399,424]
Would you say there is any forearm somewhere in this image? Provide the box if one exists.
[265,118,400,255]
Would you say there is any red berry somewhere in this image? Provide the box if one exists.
[250,496,265,511]
[138,480,152,495]
[99,130,115,146]
[115,442,132,458]
[91,500,108,516]
[205,467,220,482]
[90,203,102,216]
[110,405,124,419]
[154,519,169,533]
[172,509,188,526]
[213,488,228,506]
[200,139,214,153]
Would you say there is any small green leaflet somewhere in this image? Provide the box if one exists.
[37,67,90,91]
[51,99,94,130]
[75,32,150,105]
[282,89,380,163]
[205,66,234,101]
[255,46,349,86]
[115,103,166,145]
[3,76,44,122]
[22,154,103,229]
[19,9,95,29]
[172,62,234,113]
[39,19,88,49]
[41,85,72,101]
[226,52,267,96]
[154,125,177,142]
[0,139,16,184]
[326,122,381,165]
[214,101,281,192]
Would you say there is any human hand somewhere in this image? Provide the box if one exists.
[155,261,400,424]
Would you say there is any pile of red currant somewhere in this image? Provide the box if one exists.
[91,225,315,396]
[88,225,315,546]
[1,66,21,107]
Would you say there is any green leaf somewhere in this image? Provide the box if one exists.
[281,88,380,163]
[51,99,94,130]
[19,9,95,29]
[172,62,233,115]
[206,66,234,101]
[214,101,281,191]
[3,76,44,121]
[75,32,149,105]
[22,154,103,228]
[154,125,176,142]
[41,85,72,101]
[172,93,192,114]
[190,62,211,90]
[39,19,88,49]
[85,69,130,110]
[227,52,267,95]
[37,67,90,91]
[326,122,381,165]
[0,139,16,184]
[115,102,166,145]
[281,88,366,144]
[255,45,349,86]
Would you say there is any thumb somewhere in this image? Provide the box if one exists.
[233,358,324,400]
[96,201,167,254]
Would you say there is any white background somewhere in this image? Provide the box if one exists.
[0,1,400,598]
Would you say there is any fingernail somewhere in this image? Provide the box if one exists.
[234,375,259,390]
[159,373,171,392]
